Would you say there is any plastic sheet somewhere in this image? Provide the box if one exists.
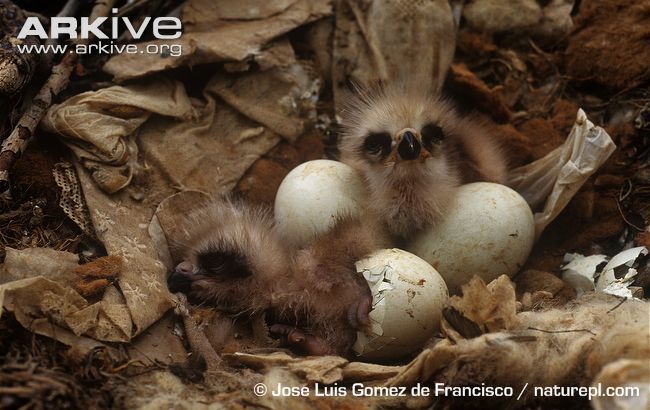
[507,109,617,238]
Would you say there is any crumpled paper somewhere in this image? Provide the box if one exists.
[0,249,186,362]
[43,65,316,195]
[333,0,455,108]
[43,78,194,194]
[74,164,175,340]
[103,0,332,82]
[443,275,518,339]
[0,247,79,286]
[507,109,617,238]
[0,248,132,345]
[148,190,212,269]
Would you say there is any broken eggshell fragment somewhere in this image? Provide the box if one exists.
[353,248,448,361]
[407,182,535,295]
[274,159,368,245]
[560,247,648,298]
[595,246,647,299]
[561,253,608,295]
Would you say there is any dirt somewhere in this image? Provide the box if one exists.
[518,117,565,159]
[235,131,325,205]
[566,0,650,92]
[492,123,533,167]
[446,64,512,123]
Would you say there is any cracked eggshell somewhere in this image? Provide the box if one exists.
[561,253,607,295]
[353,248,448,361]
[274,160,367,245]
[595,246,647,298]
[407,182,534,295]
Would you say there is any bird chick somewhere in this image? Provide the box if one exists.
[167,197,289,316]
[339,83,507,239]
[167,197,381,356]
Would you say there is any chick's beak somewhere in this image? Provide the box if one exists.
[397,130,421,161]
[167,261,194,293]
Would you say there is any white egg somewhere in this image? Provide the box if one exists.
[407,182,535,295]
[353,248,449,361]
[274,160,367,245]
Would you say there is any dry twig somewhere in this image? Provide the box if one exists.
[174,294,222,372]
[43,0,84,67]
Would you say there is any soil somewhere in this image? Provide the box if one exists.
[566,0,650,92]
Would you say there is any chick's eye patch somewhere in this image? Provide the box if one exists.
[362,132,392,158]
[421,123,445,150]
[197,249,251,278]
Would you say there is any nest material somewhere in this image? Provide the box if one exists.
[388,276,650,408]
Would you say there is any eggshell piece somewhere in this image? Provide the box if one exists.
[274,160,367,245]
[407,182,535,295]
[353,248,449,361]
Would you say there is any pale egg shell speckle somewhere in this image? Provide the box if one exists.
[274,160,367,245]
[407,182,534,295]
[353,248,448,361]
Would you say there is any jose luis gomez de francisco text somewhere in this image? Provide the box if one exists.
[267,382,432,397]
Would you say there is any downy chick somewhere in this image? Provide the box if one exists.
[339,83,507,239]
[167,197,381,356]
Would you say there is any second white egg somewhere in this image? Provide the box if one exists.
[407,182,535,294]
[274,160,368,245]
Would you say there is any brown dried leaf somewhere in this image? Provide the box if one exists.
[446,275,518,335]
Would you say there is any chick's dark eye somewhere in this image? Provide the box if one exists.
[197,249,250,279]
[421,123,445,150]
[362,132,392,158]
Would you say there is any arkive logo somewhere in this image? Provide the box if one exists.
[17,8,182,40]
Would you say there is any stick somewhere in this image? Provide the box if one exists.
[43,0,83,67]
[0,0,118,200]
[527,327,597,336]
[117,0,157,17]
[174,294,222,371]
[606,296,627,313]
